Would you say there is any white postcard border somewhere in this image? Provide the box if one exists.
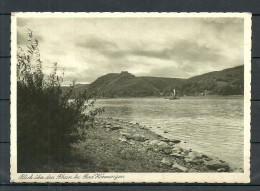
[10,12,251,183]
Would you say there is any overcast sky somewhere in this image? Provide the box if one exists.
[17,17,244,85]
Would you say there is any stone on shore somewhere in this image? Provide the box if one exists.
[184,152,206,164]
[172,163,188,172]
[171,153,184,158]
[121,133,132,139]
[205,160,230,171]
[171,140,181,144]
[149,140,171,151]
[157,141,170,150]
[109,125,122,130]
[118,137,128,143]
[149,140,160,146]
[161,157,172,166]
[132,134,148,142]
[141,125,149,130]
[161,138,181,144]
[188,158,204,164]
[172,146,183,153]
[217,168,226,172]
[122,133,147,142]
[163,148,172,155]
[187,151,205,160]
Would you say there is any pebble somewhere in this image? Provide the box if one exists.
[132,134,147,142]
[149,140,160,146]
[217,168,226,172]
[161,139,181,144]
[121,133,131,139]
[157,141,170,150]
[206,160,230,171]
[123,133,147,142]
[163,148,172,155]
[118,137,128,143]
[161,157,172,166]
[172,163,188,172]
[170,153,184,159]
[171,140,181,144]
[109,125,122,130]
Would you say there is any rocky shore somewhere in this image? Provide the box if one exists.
[68,117,242,173]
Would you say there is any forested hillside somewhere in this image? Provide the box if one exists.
[62,65,243,98]
[178,65,243,96]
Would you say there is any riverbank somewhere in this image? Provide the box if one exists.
[67,117,241,173]
[95,94,244,100]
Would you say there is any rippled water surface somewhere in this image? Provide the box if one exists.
[94,96,244,169]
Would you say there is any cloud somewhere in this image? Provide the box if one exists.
[76,36,223,64]
[129,40,222,63]
[77,37,118,50]
[16,16,244,85]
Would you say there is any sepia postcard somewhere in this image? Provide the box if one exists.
[10,12,251,183]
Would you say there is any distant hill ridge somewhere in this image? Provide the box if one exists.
[63,65,243,98]
[181,65,243,96]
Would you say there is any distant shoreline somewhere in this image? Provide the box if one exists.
[94,95,244,100]
[68,95,244,101]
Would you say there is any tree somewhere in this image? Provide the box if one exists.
[17,29,103,171]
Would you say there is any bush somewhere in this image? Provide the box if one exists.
[17,29,102,170]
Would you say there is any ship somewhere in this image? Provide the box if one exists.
[169,88,178,100]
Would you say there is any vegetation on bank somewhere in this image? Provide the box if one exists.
[17,30,102,171]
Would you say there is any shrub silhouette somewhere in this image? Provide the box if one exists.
[17,29,102,171]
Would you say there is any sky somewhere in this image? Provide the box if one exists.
[17,16,244,85]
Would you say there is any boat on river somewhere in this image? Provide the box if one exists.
[169,88,179,100]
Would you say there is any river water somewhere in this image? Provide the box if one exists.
[94,96,244,169]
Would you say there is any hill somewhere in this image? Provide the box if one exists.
[62,65,244,98]
[179,65,244,96]
[86,72,162,97]
[139,76,185,92]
